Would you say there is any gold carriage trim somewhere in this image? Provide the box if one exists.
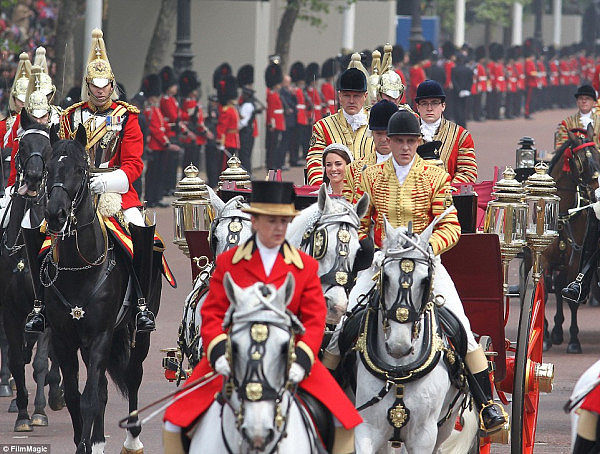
[296,341,315,367]
[246,382,263,401]
[206,333,228,362]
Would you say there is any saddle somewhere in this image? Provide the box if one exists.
[297,389,334,454]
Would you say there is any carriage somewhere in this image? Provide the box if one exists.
[161,157,558,453]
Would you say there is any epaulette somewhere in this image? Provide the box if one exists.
[62,101,85,115]
[282,242,304,269]
[116,100,140,114]
[232,239,254,264]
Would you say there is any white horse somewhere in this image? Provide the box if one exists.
[568,359,600,450]
[189,273,322,453]
[351,216,474,454]
[287,184,370,326]
[178,189,252,369]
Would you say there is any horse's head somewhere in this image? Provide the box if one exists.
[292,184,371,325]
[207,189,252,257]
[378,216,436,358]
[562,125,600,190]
[44,125,89,234]
[222,272,301,451]
[15,109,53,198]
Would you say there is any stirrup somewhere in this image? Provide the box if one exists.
[135,308,156,333]
[478,401,508,435]
[561,275,586,304]
[25,311,46,334]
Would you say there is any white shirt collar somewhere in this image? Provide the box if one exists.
[391,155,416,186]
[376,151,392,163]
[255,235,280,277]
[343,108,368,132]
[580,110,594,128]
[420,117,442,142]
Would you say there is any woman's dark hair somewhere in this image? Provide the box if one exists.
[322,146,351,185]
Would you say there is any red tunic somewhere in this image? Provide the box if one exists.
[493,62,506,92]
[216,105,240,149]
[593,64,600,94]
[580,372,600,415]
[144,104,169,151]
[549,60,560,87]
[321,82,336,116]
[569,57,580,86]
[58,101,144,210]
[536,60,547,87]
[266,89,285,131]
[515,61,525,90]
[295,87,308,126]
[6,115,20,186]
[159,95,179,138]
[180,97,206,145]
[506,63,518,93]
[471,63,488,95]
[444,61,455,90]
[306,86,322,123]
[486,61,496,92]
[163,241,362,430]
[0,118,6,149]
[559,59,571,86]
[525,59,538,88]
[409,65,426,105]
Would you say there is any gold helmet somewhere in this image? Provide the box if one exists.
[82,28,116,104]
[347,53,373,104]
[33,47,56,100]
[368,50,382,105]
[25,65,51,119]
[379,43,405,101]
[9,52,32,112]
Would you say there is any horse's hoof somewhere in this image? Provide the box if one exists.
[0,384,12,397]
[31,413,48,426]
[567,343,583,354]
[543,339,552,352]
[14,418,33,432]
[8,398,18,413]
[551,328,564,345]
[120,447,143,454]
[49,387,65,411]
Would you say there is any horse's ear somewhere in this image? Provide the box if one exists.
[206,186,225,216]
[74,124,87,149]
[355,192,370,219]
[567,129,579,146]
[317,183,331,212]
[49,123,60,145]
[282,273,295,307]
[20,107,32,129]
[223,272,241,308]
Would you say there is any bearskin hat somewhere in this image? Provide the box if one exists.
[159,66,177,93]
[361,49,373,70]
[141,73,161,98]
[475,45,486,61]
[306,62,320,85]
[289,61,306,83]
[216,74,238,105]
[392,44,405,64]
[237,64,254,87]
[321,58,337,79]
[179,70,200,97]
[213,62,232,90]
[265,63,283,89]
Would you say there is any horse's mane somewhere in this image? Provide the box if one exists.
[51,138,86,162]
[547,140,571,175]
[22,122,49,132]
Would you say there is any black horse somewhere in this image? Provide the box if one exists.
[544,125,600,353]
[0,111,63,432]
[43,126,162,454]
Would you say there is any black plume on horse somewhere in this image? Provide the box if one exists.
[43,126,162,453]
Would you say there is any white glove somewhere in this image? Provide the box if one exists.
[90,169,129,195]
[593,201,600,221]
[595,176,600,201]
[287,362,306,384]
[373,250,385,267]
[214,355,231,377]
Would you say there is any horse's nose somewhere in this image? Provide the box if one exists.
[242,427,273,451]
[45,207,68,231]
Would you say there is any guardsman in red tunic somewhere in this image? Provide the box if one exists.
[265,63,285,170]
[158,66,181,195]
[179,70,205,169]
[523,40,538,119]
[55,28,157,333]
[321,58,337,116]
[537,55,548,110]
[305,62,323,127]
[505,48,518,119]
[408,44,427,108]
[471,46,488,121]
[513,45,525,117]
[163,181,362,453]
[289,61,310,166]
[215,74,240,170]
[485,44,497,119]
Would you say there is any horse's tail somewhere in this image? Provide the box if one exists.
[107,326,131,398]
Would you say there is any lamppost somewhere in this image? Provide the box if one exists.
[173,0,193,76]
[409,0,424,50]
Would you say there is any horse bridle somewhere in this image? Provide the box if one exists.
[209,213,251,257]
[15,128,51,203]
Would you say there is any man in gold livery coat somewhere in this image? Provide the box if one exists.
[347,110,507,434]
[305,68,374,185]
[555,84,600,150]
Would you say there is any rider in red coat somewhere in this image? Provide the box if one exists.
[163,181,362,453]
[573,371,600,453]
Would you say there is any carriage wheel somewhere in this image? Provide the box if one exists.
[510,273,546,454]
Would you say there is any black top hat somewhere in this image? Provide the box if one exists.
[141,73,161,98]
[417,140,443,160]
[213,63,232,90]
[321,58,337,79]
[337,68,367,92]
[289,61,306,83]
[242,181,300,217]
[306,63,320,85]
[179,70,200,97]
[415,79,446,102]
[574,84,597,100]
[265,63,283,89]
[159,66,177,93]
[387,110,422,136]
[237,64,254,87]
[216,74,238,105]
[369,100,399,131]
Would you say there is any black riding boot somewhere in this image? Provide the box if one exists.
[130,223,156,333]
[562,250,599,304]
[468,369,507,434]
[22,226,46,334]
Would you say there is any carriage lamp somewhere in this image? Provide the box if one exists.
[515,136,537,182]
[218,154,251,191]
[524,162,560,284]
[172,164,214,257]
[484,166,528,295]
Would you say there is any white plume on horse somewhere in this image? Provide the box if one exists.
[188,272,322,453]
